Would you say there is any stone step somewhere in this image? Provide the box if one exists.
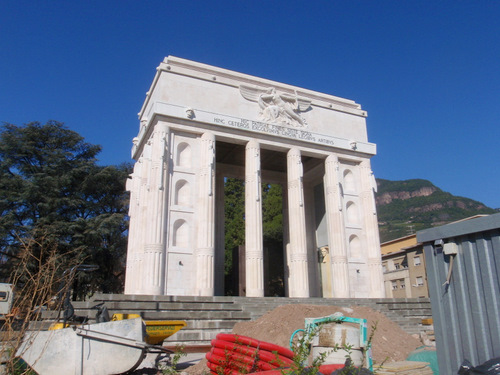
[37,295,432,347]
[167,328,231,344]
[383,303,431,310]
[384,308,431,315]
[93,294,238,303]
[73,300,244,311]
[182,320,239,330]
[41,308,252,322]
[140,310,251,321]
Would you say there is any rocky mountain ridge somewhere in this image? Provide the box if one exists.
[375,178,496,242]
[376,186,437,205]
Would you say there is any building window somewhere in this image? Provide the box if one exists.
[392,281,398,290]
[382,265,387,273]
[416,276,424,287]
[414,256,421,266]
[395,263,400,270]
[400,279,406,289]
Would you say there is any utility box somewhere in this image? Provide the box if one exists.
[0,283,13,318]
[417,213,500,375]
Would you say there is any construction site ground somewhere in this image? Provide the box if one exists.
[148,303,428,374]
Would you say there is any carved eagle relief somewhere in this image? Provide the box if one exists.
[239,85,311,127]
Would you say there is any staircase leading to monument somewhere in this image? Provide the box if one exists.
[69,295,431,346]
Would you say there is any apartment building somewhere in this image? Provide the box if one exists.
[381,234,428,298]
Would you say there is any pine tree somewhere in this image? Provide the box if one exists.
[0,121,130,297]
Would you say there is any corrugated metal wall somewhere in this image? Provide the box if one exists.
[417,213,500,375]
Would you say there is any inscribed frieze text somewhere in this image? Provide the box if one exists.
[213,116,333,147]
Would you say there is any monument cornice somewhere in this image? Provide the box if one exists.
[138,56,367,120]
[132,102,376,160]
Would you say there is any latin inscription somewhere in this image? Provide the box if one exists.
[213,116,336,147]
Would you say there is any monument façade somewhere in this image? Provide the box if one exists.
[124,56,385,298]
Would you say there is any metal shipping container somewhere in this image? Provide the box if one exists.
[417,213,500,374]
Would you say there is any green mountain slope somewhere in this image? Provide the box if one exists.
[375,178,496,242]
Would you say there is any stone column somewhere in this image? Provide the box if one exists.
[359,159,385,298]
[196,132,216,296]
[245,140,264,297]
[143,123,169,295]
[124,160,141,294]
[282,183,291,297]
[126,155,148,294]
[324,154,350,298]
[286,148,309,298]
[135,155,150,293]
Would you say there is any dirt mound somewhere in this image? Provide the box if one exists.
[184,304,422,374]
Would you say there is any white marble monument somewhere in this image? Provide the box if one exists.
[124,56,385,298]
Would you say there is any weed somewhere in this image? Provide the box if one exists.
[159,345,187,375]
[0,236,79,374]
[283,327,332,375]
[284,317,381,375]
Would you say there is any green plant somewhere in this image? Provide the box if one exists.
[215,348,249,375]
[159,345,187,375]
[9,357,36,375]
[330,321,381,375]
[285,318,382,375]
[213,337,257,375]
[283,327,331,375]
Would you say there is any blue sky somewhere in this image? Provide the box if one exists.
[1,1,499,208]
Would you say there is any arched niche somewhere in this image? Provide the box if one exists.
[346,201,359,225]
[176,142,192,168]
[173,219,189,247]
[349,234,361,258]
[343,169,356,193]
[174,179,190,206]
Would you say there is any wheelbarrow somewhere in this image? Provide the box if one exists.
[18,317,163,374]
[16,265,187,374]
[18,315,187,374]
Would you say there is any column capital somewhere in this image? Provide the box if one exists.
[325,153,339,165]
[246,139,260,149]
[287,147,301,159]
[155,121,170,133]
[201,132,215,142]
